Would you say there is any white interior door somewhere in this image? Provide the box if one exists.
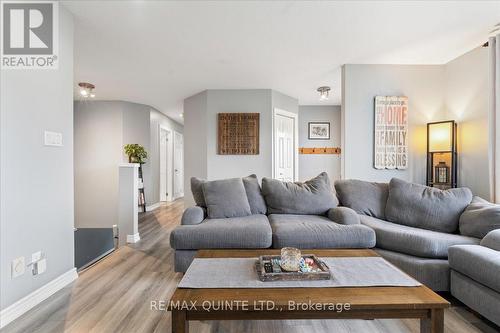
[274,111,297,182]
[159,128,169,202]
[173,131,184,198]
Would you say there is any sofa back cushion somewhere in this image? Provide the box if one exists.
[191,177,207,207]
[460,196,500,238]
[242,174,267,215]
[385,178,472,233]
[202,178,252,219]
[262,172,338,215]
[334,179,388,219]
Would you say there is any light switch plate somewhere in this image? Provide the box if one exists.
[33,259,47,275]
[32,251,42,263]
[44,131,63,146]
[12,257,25,278]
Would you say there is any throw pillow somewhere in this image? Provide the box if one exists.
[385,178,472,233]
[242,174,267,215]
[190,177,207,207]
[460,196,500,238]
[334,179,388,219]
[202,178,252,219]
[262,172,338,215]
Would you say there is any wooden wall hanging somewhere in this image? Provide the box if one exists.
[218,113,260,155]
[374,96,408,170]
[299,147,341,155]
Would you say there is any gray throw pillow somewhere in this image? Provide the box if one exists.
[335,179,388,219]
[385,178,472,233]
[242,174,267,215]
[191,177,207,207]
[459,196,500,238]
[202,178,252,219]
[262,172,338,215]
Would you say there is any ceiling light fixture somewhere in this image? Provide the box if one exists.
[317,86,331,101]
[78,82,96,98]
[179,113,184,118]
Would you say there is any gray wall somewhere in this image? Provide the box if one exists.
[74,101,182,228]
[445,47,490,199]
[74,101,123,229]
[341,64,446,184]
[184,91,208,206]
[299,105,341,182]
[0,8,75,309]
[183,89,298,205]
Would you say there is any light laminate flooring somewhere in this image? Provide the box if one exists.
[2,199,498,333]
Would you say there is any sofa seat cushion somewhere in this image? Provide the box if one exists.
[269,214,376,249]
[360,215,479,259]
[385,178,472,233]
[170,214,272,249]
[449,245,500,293]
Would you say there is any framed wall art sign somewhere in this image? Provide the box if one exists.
[218,113,260,155]
[374,96,408,170]
[308,122,330,140]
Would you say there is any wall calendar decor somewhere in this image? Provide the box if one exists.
[218,113,260,155]
[374,96,408,170]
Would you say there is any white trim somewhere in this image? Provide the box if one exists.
[119,163,140,168]
[272,108,299,181]
[145,202,161,212]
[173,131,184,199]
[0,268,78,328]
[127,233,140,243]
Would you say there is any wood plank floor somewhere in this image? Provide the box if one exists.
[2,199,499,333]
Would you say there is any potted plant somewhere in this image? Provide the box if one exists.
[124,144,148,164]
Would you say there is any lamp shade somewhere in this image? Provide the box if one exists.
[428,121,455,152]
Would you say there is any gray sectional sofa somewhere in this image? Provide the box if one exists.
[170,173,500,325]
[171,173,375,272]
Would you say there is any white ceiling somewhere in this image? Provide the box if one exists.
[63,1,500,124]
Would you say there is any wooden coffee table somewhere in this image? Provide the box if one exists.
[168,249,449,333]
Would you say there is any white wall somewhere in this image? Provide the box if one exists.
[183,89,298,205]
[341,64,446,184]
[149,109,184,204]
[299,105,341,182]
[445,47,490,199]
[0,8,75,309]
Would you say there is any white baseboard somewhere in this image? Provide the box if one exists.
[145,202,160,211]
[127,233,140,243]
[0,268,78,329]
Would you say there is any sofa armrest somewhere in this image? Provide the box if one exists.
[480,229,500,251]
[181,206,206,225]
[327,207,360,225]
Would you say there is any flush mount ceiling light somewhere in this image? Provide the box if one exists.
[78,82,96,98]
[317,86,331,101]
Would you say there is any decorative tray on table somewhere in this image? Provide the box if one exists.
[255,254,331,282]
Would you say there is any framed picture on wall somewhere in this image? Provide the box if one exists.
[308,122,330,140]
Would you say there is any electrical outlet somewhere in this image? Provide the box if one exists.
[32,251,42,263]
[11,257,25,278]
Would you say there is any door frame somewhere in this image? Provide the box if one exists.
[173,130,184,199]
[159,125,173,202]
[272,108,299,181]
